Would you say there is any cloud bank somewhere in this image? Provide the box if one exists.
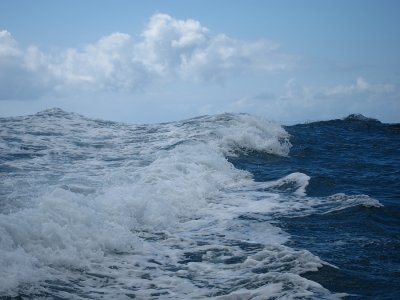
[231,77,398,124]
[0,13,292,100]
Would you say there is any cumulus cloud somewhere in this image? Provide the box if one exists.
[0,13,292,100]
[134,13,210,75]
[135,13,290,81]
[48,32,150,92]
[0,30,20,57]
[0,30,52,100]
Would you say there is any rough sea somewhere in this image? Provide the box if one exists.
[0,108,399,299]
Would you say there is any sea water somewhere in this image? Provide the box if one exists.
[0,109,399,299]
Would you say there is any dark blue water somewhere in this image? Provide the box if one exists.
[231,115,400,299]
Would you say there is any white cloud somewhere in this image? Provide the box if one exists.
[47,32,151,92]
[134,13,210,75]
[0,13,292,100]
[0,31,52,100]
[0,30,20,57]
[178,34,289,81]
[134,13,289,81]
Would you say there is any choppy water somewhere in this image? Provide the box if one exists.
[0,109,398,299]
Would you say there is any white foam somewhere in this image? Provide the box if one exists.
[211,113,291,156]
[0,111,361,298]
[250,172,311,196]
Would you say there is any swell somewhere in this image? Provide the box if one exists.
[0,109,388,299]
[0,110,301,298]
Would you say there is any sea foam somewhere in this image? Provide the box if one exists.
[0,110,365,298]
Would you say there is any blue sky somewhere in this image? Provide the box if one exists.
[1,0,399,124]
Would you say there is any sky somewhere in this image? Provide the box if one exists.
[0,0,399,124]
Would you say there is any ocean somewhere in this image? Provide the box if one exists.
[0,108,399,299]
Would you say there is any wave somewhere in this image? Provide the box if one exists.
[0,109,381,298]
[301,113,388,127]
[342,113,380,123]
